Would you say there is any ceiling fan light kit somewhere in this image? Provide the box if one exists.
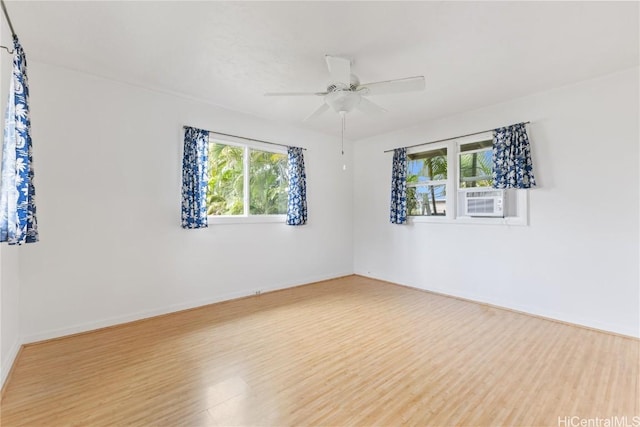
[325,90,361,114]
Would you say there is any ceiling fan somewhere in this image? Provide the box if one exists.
[265,55,426,121]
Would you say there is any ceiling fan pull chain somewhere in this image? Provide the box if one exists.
[341,113,345,156]
[341,113,347,171]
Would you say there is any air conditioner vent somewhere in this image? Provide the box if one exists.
[464,189,505,217]
[467,198,494,213]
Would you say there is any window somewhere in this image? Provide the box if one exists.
[207,139,288,218]
[407,147,448,216]
[459,140,493,188]
[407,132,528,224]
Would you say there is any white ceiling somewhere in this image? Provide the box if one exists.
[5,1,639,140]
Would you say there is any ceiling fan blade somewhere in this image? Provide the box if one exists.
[264,92,327,97]
[325,55,351,86]
[356,97,387,116]
[304,103,330,121]
[358,76,425,96]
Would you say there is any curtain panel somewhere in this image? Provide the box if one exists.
[390,147,408,224]
[181,127,209,229]
[286,147,307,226]
[0,36,38,245]
[492,123,536,189]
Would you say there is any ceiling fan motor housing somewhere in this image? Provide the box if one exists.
[326,74,360,93]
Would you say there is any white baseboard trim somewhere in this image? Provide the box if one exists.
[356,273,640,339]
[22,271,354,345]
[1,338,23,389]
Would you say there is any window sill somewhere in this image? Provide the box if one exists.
[454,216,527,226]
[208,215,286,225]
[408,215,527,226]
[409,216,450,224]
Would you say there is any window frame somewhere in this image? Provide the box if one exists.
[407,132,529,226]
[207,135,288,225]
[406,142,454,221]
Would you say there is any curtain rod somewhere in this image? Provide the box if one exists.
[383,121,530,153]
[0,0,16,54]
[183,126,306,151]
[0,0,16,37]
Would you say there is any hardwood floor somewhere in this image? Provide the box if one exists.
[1,275,638,426]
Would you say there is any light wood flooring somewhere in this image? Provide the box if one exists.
[1,275,638,426]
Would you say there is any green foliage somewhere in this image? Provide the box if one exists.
[207,143,244,215]
[459,151,492,188]
[249,150,288,215]
[207,143,288,216]
[407,175,418,215]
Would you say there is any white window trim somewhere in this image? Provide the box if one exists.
[406,132,529,226]
[208,215,286,225]
[407,142,454,221]
[207,136,288,225]
[209,134,287,155]
[461,147,491,155]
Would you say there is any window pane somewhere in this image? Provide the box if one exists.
[249,149,288,215]
[407,148,447,184]
[207,142,244,215]
[408,185,447,216]
[459,148,493,188]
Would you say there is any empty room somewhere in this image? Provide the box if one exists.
[0,1,638,426]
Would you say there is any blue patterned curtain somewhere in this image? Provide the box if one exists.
[390,148,407,224]
[492,123,536,189]
[181,127,209,229]
[0,36,38,245]
[286,147,307,226]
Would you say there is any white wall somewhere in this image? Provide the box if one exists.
[353,67,640,337]
[0,22,22,387]
[0,247,20,387]
[18,61,353,343]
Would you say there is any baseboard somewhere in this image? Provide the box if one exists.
[22,272,354,345]
[1,339,23,395]
[354,273,640,340]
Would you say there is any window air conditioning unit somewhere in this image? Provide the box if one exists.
[464,189,505,217]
